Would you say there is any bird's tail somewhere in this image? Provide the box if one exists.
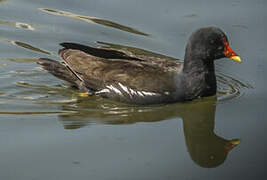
[37,58,79,87]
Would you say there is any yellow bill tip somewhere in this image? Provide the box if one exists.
[225,139,241,152]
[229,139,241,145]
[230,56,242,63]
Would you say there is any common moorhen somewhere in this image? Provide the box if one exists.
[37,27,241,104]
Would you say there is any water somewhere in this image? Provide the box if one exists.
[0,0,266,179]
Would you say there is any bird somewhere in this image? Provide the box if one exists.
[37,27,242,105]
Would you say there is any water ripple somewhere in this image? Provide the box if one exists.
[217,73,252,103]
[39,8,149,36]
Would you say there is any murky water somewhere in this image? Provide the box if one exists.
[0,0,266,179]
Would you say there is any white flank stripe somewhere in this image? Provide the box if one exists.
[142,91,158,96]
[106,85,122,95]
[137,91,144,97]
[104,83,160,98]
[118,83,129,94]
[96,88,110,94]
[129,88,137,95]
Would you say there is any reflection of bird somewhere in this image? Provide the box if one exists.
[58,96,240,168]
[182,99,240,168]
[37,27,241,104]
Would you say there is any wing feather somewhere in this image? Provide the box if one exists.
[58,47,182,94]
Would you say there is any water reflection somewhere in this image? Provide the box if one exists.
[0,38,52,55]
[182,98,240,168]
[39,8,149,36]
[0,19,35,31]
[9,41,52,55]
[58,96,240,168]
[2,58,37,63]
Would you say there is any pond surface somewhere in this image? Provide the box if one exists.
[0,0,266,179]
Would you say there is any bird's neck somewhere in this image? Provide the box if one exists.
[183,47,217,100]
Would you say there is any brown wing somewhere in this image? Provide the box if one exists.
[59,48,182,94]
